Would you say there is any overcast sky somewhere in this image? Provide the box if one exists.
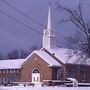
[0,0,90,54]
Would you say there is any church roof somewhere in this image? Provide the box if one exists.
[0,48,90,70]
[44,48,90,65]
[25,50,61,67]
[0,59,25,69]
[34,50,61,67]
[45,48,75,64]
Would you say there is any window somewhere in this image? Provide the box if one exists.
[57,68,63,80]
[46,31,49,36]
[3,70,5,74]
[13,70,16,73]
[16,70,20,73]
[6,70,9,74]
[0,70,2,74]
[33,69,39,73]
[10,70,13,73]
[68,68,75,78]
[80,66,85,81]
[34,57,37,61]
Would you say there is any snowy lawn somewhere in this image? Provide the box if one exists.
[0,86,90,90]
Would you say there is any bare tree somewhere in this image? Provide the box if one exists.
[56,0,90,61]
[7,45,39,59]
[7,49,28,59]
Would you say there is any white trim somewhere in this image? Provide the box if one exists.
[32,68,40,83]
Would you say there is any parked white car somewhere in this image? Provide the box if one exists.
[66,78,78,87]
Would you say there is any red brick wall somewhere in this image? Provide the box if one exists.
[21,53,54,82]
[52,67,57,80]
[65,64,90,83]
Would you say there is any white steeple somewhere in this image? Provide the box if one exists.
[43,3,56,49]
[47,3,52,30]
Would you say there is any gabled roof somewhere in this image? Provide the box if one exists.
[44,48,90,65]
[45,48,73,64]
[0,47,90,70]
[34,50,61,67]
[24,50,61,67]
[0,49,61,70]
[0,59,26,69]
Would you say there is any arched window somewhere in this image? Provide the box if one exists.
[33,68,39,73]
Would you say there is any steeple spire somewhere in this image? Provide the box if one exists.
[43,3,56,49]
[47,2,52,30]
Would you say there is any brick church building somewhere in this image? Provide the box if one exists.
[0,5,90,85]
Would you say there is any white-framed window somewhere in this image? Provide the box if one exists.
[16,69,20,73]
[0,70,2,73]
[9,70,13,73]
[6,70,9,74]
[33,68,40,73]
[3,70,5,74]
[57,67,63,80]
[13,69,16,73]
[80,66,85,81]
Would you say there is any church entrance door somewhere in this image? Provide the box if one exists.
[32,68,40,83]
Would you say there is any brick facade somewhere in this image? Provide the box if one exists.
[65,64,90,83]
[21,53,57,82]
[0,53,90,84]
[0,69,20,84]
[19,54,90,83]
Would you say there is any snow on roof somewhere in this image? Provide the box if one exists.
[34,50,61,67]
[26,48,90,66]
[45,48,90,64]
[0,49,61,70]
[25,50,61,67]
[0,59,26,69]
[45,48,71,64]
[0,47,90,70]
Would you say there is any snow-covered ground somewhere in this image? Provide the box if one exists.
[0,86,90,90]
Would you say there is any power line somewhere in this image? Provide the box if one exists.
[1,0,46,28]
[0,1,67,47]
[0,8,66,47]
[0,9,42,35]
[1,0,67,40]
[0,10,65,44]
